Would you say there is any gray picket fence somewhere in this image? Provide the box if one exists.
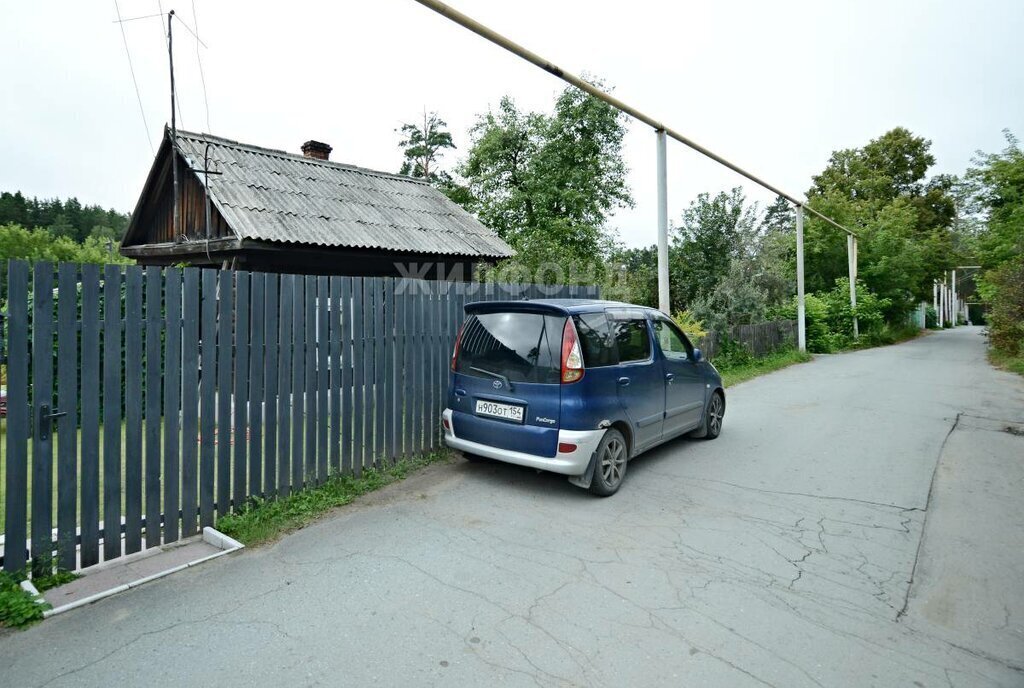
[0,261,599,573]
[697,320,798,360]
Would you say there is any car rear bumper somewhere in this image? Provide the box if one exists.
[442,408,604,476]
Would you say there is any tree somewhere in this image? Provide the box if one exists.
[804,128,959,314]
[760,195,795,235]
[396,111,456,184]
[457,82,633,270]
[669,187,759,310]
[0,190,130,242]
[963,131,1024,354]
[811,127,935,204]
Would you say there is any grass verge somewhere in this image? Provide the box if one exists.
[216,449,454,547]
[989,348,1024,377]
[716,348,813,387]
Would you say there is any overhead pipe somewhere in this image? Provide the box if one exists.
[410,0,858,239]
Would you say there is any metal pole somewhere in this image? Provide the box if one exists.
[847,234,858,339]
[796,205,806,352]
[933,281,938,323]
[409,0,858,238]
[168,10,180,243]
[951,270,957,327]
[656,130,670,314]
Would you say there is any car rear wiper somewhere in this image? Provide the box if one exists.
[470,366,514,392]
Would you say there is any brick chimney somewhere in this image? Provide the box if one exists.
[301,140,332,161]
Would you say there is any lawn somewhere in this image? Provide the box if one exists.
[715,348,813,387]
[0,423,130,535]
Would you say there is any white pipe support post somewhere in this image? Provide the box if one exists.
[796,205,807,352]
[940,279,947,327]
[951,270,957,327]
[656,129,670,314]
[847,234,858,339]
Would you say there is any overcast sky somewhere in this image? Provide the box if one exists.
[1,0,1021,247]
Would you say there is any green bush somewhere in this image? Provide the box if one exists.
[984,257,1024,355]
[713,335,755,368]
[0,571,46,628]
[770,278,896,353]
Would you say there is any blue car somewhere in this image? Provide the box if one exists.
[443,299,725,496]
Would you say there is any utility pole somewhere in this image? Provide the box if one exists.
[656,130,669,314]
[168,10,180,243]
[796,206,806,352]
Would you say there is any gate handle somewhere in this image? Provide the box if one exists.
[37,404,67,442]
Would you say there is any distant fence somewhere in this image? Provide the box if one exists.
[697,320,798,360]
[0,261,599,573]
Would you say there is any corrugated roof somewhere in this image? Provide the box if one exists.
[172,131,513,259]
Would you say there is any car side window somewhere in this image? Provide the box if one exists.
[652,318,692,362]
[573,312,618,368]
[612,317,652,363]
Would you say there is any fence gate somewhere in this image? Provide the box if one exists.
[0,260,599,573]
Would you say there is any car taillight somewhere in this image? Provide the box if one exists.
[451,323,464,371]
[560,319,584,383]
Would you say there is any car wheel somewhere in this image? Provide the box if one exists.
[589,428,628,496]
[702,392,724,440]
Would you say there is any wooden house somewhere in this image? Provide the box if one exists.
[120,129,513,278]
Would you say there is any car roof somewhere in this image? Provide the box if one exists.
[464,298,658,316]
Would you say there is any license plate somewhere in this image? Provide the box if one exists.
[475,399,525,423]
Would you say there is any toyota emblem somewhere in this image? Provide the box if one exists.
[492,379,502,389]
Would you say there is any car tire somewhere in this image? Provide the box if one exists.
[700,392,725,440]
[589,428,628,497]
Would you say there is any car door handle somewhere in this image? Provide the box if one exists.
[665,373,675,383]
[617,377,630,386]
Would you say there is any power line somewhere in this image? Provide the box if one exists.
[170,9,208,49]
[111,12,164,24]
[191,0,212,132]
[113,0,155,155]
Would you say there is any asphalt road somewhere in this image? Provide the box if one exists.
[2,326,1022,687]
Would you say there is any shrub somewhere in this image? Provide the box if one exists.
[770,278,893,353]
[671,310,707,340]
[984,257,1024,354]
[0,571,46,628]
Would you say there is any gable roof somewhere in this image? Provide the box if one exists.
[136,129,513,259]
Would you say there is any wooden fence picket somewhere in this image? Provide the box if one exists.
[0,260,600,573]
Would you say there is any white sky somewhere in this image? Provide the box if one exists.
[1,0,1021,247]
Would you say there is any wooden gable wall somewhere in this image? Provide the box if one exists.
[125,148,234,247]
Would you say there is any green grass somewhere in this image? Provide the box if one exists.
[0,422,131,534]
[715,348,813,387]
[216,449,454,547]
[990,348,1024,377]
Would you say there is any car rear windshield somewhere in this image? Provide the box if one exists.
[455,312,565,384]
